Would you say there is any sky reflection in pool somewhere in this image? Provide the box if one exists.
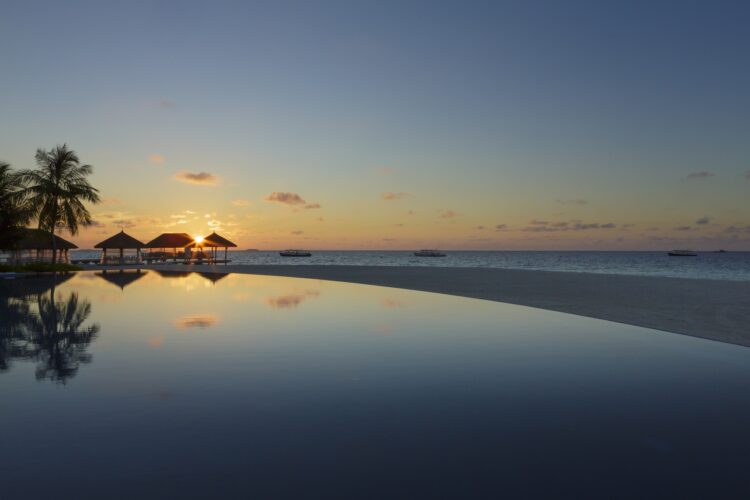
[1,271,750,498]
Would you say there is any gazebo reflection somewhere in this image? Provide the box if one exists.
[95,269,147,290]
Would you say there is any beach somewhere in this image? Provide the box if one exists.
[112,264,750,347]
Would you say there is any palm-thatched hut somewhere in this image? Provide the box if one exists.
[0,228,77,264]
[94,230,145,265]
[144,233,195,262]
[203,232,237,263]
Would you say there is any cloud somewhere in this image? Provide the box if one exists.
[556,199,588,206]
[745,170,750,181]
[158,99,176,109]
[231,199,252,207]
[291,230,304,235]
[304,203,321,209]
[521,221,616,232]
[725,225,750,234]
[148,154,165,165]
[495,224,507,231]
[174,171,219,186]
[89,220,105,228]
[381,192,408,201]
[695,216,711,225]
[686,171,715,180]
[439,210,459,219]
[266,192,306,205]
[474,225,486,230]
[675,226,694,231]
[112,219,136,229]
[100,198,122,206]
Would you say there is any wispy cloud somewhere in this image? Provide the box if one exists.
[495,224,508,231]
[695,216,711,225]
[529,219,549,225]
[381,192,408,201]
[231,199,252,207]
[439,210,459,219]
[174,171,219,186]
[375,166,396,175]
[291,230,304,235]
[745,170,750,181]
[266,192,306,205]
[686,171,714,180]
[556,199,588,206]
[474,225,486,230]
[112,219,137,229]
[304,203,321,209]
[100,198,122,206]
[675,226,694,231]
[521,221,617,232]
[148,154,165,165]
[157,99,176,109]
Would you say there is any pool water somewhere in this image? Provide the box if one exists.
[1,271,750,498]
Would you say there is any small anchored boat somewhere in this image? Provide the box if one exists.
[279,249,312,257]
[414,249,446,257]
[668,250,697,257]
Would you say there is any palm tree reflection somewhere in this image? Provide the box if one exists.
[0,276,100,383]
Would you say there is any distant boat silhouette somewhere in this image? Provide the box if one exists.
[414,249,446,257]
[280,250,312,257]
[668,250,697,257]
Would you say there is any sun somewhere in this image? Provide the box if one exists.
[194,235,204,244]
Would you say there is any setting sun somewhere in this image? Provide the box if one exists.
[194,236,204,244]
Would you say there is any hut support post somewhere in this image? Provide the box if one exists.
[102,249,107,265]
[120,248,124,265]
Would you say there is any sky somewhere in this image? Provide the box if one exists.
[1,0,748,250]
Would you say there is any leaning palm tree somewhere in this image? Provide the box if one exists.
[0,161,33,250]
[18,145,100,263]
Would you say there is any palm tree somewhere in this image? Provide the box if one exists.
[19,145,100,263]
[0,161,32,250]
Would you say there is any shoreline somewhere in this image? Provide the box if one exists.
[93,264,750,347]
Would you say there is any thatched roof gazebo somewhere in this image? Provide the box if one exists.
[94,230,145,265]
[0,228,77,264]
[203,232,237,264]
[144,233,195,263]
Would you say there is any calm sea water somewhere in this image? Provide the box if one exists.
[70,249,750,281]
[3,271,750,497]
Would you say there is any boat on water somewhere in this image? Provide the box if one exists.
[279,249,312,257]
[668,250,698,257]
[414,249,446,257]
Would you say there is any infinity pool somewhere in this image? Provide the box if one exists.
[1,271,749,498]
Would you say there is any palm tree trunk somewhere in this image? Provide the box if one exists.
[51,227,57,264]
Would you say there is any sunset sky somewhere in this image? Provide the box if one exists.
[1,0,748,250]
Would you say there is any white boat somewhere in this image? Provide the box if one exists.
[668,250,697,257]
[279,249,312,257]
[414,249,446,257]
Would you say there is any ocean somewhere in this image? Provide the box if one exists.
[68,250,750,282]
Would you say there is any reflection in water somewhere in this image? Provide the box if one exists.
[95,269,146,290]
[0,276,100,383]
[265,289,321,309]
[175,315,219,329]
[380,298,406,309]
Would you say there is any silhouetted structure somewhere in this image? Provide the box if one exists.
[204,232,237,263]
[95,230,145,265]
[144,233,195,262]
[0,228,77,264]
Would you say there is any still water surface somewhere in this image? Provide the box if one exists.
[1,271,750,498]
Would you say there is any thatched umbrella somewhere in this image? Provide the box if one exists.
[94,230,145,265]
[144,233,195,262]
[203,232,237,263]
